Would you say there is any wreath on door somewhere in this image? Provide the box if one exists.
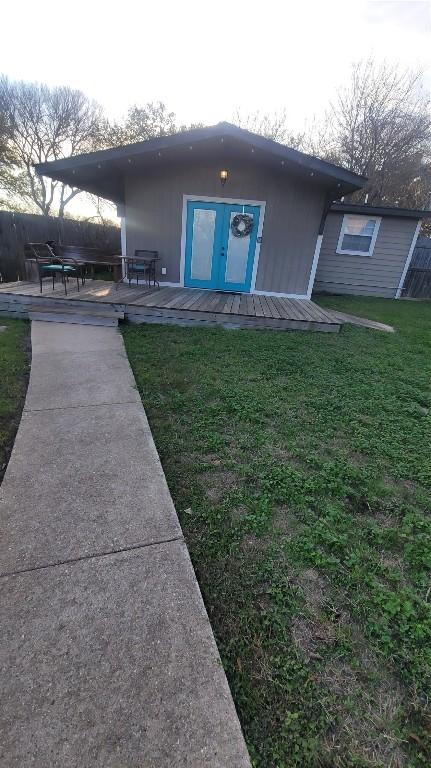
[231,213,254,238]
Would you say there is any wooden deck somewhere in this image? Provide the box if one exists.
[0,280,341,332]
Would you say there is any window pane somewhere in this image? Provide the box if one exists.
[191,208,216,280]
[224,212,255,284]
[345,216,376,237]
[342,234,372,252]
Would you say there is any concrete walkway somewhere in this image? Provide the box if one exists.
[0,321,250,767]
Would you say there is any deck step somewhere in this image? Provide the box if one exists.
[27,305,123,327]
[27,304,124,318]
[28,312,119,327]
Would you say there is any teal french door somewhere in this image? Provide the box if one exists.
[184,200,260,292]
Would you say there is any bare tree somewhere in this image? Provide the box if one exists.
[104,101,204,149]
[313,61,431,208]
[0,77,106,217]
[0,110,10,161]
[0,108,17,204]
[105,102,177,147]
[233,109,304,148]
[80,194,118,226]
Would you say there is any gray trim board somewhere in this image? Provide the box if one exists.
[330,202,431,220]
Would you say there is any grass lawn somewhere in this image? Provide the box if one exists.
[122,297,431,768]
[0,319,30,486]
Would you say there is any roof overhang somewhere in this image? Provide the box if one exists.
[330,202,431,220]
[35,121,367,204]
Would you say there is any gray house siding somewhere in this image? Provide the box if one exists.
[315,212,418,297]
[124,157,326,295]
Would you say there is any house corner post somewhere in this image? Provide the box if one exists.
[307,197,331,299]
[117,204,127,279]
[307,234,323,299]
[395,219,422,299]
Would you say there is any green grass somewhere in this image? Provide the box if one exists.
[122,297,431,767]
[0,319,30,485]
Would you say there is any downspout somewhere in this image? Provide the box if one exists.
[306,196,332,299]
[117,203,127,279]
[120,216,127,256]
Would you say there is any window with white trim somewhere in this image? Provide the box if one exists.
[337,214,381,256]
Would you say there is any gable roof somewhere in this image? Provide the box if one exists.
[35,121,367,204]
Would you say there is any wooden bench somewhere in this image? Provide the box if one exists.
[55,246,122,281]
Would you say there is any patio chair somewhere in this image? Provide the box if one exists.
[123,250,159,288]
[24,243,85,296]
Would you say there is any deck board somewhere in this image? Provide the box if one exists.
[206,293,225,313]
[0,280,341,332]
[283,298,310,321]
[215,293,230,313]
[253,295,266,318]
[258,296,272,318]
[266,297,278,318]
[245,295,255,317]
[231,294,241,314]
[180,290,206,311]
[132,287,174,307]
[174,289,198,309]
[221,294,235,314]
[192,292,217,312]
[160,289,191,309]
[295,300,319,322]
[173,289,196,310]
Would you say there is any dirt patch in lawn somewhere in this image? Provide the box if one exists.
[320,655,407,768]
[297,567,328,611]
[201,469,238,502]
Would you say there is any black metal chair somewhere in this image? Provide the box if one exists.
[123,250,159,288]
[24,243,84,295]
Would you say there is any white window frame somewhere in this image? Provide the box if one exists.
[336,214,381,257]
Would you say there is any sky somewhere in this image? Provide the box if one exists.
[2,0,430,130]
[1,0,430,217]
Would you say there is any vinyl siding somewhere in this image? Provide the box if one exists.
[124,157,326,295]
[315,212,418,297]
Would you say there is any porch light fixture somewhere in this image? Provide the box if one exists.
[220,169,229,186]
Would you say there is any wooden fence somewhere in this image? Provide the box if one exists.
[402,236,431,299]
[0,211,121,282]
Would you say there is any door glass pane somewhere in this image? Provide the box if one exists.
[191,208,216,280]
[224,212,255,284]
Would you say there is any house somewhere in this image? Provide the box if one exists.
[316,203,427,298]
[35,122,430,300]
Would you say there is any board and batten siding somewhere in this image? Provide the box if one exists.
[314,212,419,297]
[124,158,326,296]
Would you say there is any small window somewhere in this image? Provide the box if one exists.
[337,214,381,256]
